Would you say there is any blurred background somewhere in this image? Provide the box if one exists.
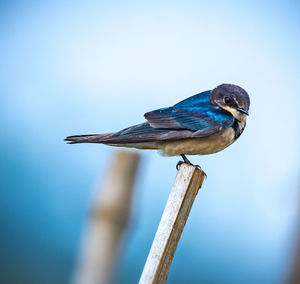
[1,0,300,283]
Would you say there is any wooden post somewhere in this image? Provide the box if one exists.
[74,150,140,284]
[139,164,205,284]
[288,192,300,284]
[289,230,300,284]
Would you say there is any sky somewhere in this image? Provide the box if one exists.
[1,1,300,283]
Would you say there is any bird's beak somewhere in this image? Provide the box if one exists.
[237,108,249,116]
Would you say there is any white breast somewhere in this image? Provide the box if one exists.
[158,127,236,156]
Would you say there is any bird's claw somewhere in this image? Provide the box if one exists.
[176,161,184,170]
[194,164,202,170]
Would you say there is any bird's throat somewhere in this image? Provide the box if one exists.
[221,106,247,123]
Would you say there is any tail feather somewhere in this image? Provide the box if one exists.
[64,133,114,144]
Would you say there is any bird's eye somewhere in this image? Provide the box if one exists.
[224,96,232,104]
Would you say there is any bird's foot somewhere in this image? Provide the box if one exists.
[176,155,207,178]
[176,154,202,170]
[176,161,203,171]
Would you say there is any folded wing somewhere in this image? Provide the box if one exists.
[65,91,235,144]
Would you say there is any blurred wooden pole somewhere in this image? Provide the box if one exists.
[139,164,205,284]
[288,183,300,284]
[74,151,140,284]
[289,231,300,284]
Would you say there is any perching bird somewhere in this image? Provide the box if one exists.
[65,84,250,168]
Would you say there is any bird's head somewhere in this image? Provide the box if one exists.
[210,84,250,122]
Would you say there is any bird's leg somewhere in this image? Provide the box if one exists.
[176,154,204,173]
[176,154,193,169]
[181,154,192,164]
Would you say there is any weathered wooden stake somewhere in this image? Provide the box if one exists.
[139,164,205,284]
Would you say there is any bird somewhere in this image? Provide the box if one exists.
[65,83,250,170]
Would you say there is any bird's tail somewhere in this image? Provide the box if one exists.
[64,133,114,144]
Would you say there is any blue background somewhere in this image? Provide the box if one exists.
[1,1,300,283]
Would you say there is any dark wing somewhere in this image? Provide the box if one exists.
[144,90,234,138]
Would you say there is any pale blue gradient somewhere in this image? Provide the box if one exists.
[1,1,300,283]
